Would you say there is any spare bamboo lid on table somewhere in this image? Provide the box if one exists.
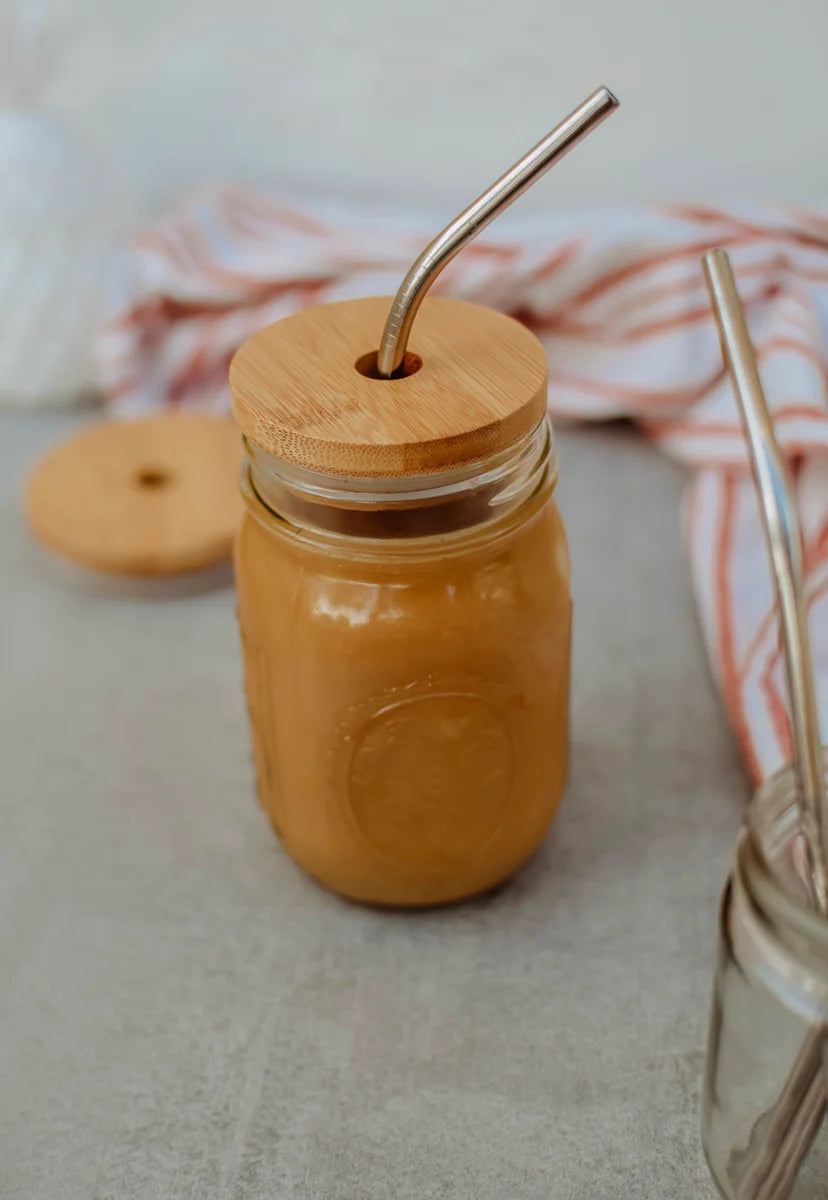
[229,295,548,479]
[25,415,243,576]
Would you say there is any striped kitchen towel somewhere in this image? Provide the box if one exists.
[97,192,828,783]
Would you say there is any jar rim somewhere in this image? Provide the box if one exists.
[245,418,556,508]
[242,417,558,546]
[741,752,828,956]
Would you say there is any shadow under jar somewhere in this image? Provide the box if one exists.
[229,296,572,906]
[703,754,828,1198]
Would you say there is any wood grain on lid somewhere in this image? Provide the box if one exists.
[25,415,243,576]
[229,296,548,477]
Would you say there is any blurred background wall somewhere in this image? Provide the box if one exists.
[46,0,828,217]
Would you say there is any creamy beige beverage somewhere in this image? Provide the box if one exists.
[230,296,572,905]
[235,445,570,905]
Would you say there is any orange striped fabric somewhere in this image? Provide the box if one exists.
[96,190,828,783]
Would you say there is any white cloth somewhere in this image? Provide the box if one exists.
[97,193,828,781]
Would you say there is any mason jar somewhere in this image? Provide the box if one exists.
[702,753,828,1198]
[229,295,572,906]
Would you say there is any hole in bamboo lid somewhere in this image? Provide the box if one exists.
[134,467,172,490]
[354,350,423,380]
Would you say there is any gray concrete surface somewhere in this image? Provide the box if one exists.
[0,411,745,1198]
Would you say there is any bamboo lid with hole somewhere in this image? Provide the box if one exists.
[25,415,243,576]
[229,296,548,478]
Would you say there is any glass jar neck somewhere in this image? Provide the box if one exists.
[244,418,556,540]
[731,754,828,1020]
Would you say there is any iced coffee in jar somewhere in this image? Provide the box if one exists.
[230,295,571,906]
[228,87,618,905]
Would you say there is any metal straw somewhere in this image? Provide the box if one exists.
[703,248,828,1199]
[732,1028,826,1200]
[703,248,828,911]
[376,85,619,378]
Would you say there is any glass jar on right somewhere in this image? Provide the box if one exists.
[702,752,828,1198]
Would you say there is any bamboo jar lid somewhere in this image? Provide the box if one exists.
[229,296,548,478]
[25,415,243,576]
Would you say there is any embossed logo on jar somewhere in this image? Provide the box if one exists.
[346,693,513,871]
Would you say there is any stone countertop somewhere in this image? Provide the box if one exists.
[0,411,744,1199]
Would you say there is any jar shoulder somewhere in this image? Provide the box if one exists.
[235,498,570,640]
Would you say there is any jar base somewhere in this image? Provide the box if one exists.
[265,812,547,909]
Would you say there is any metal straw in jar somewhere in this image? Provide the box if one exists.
[703,247,828,1200]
